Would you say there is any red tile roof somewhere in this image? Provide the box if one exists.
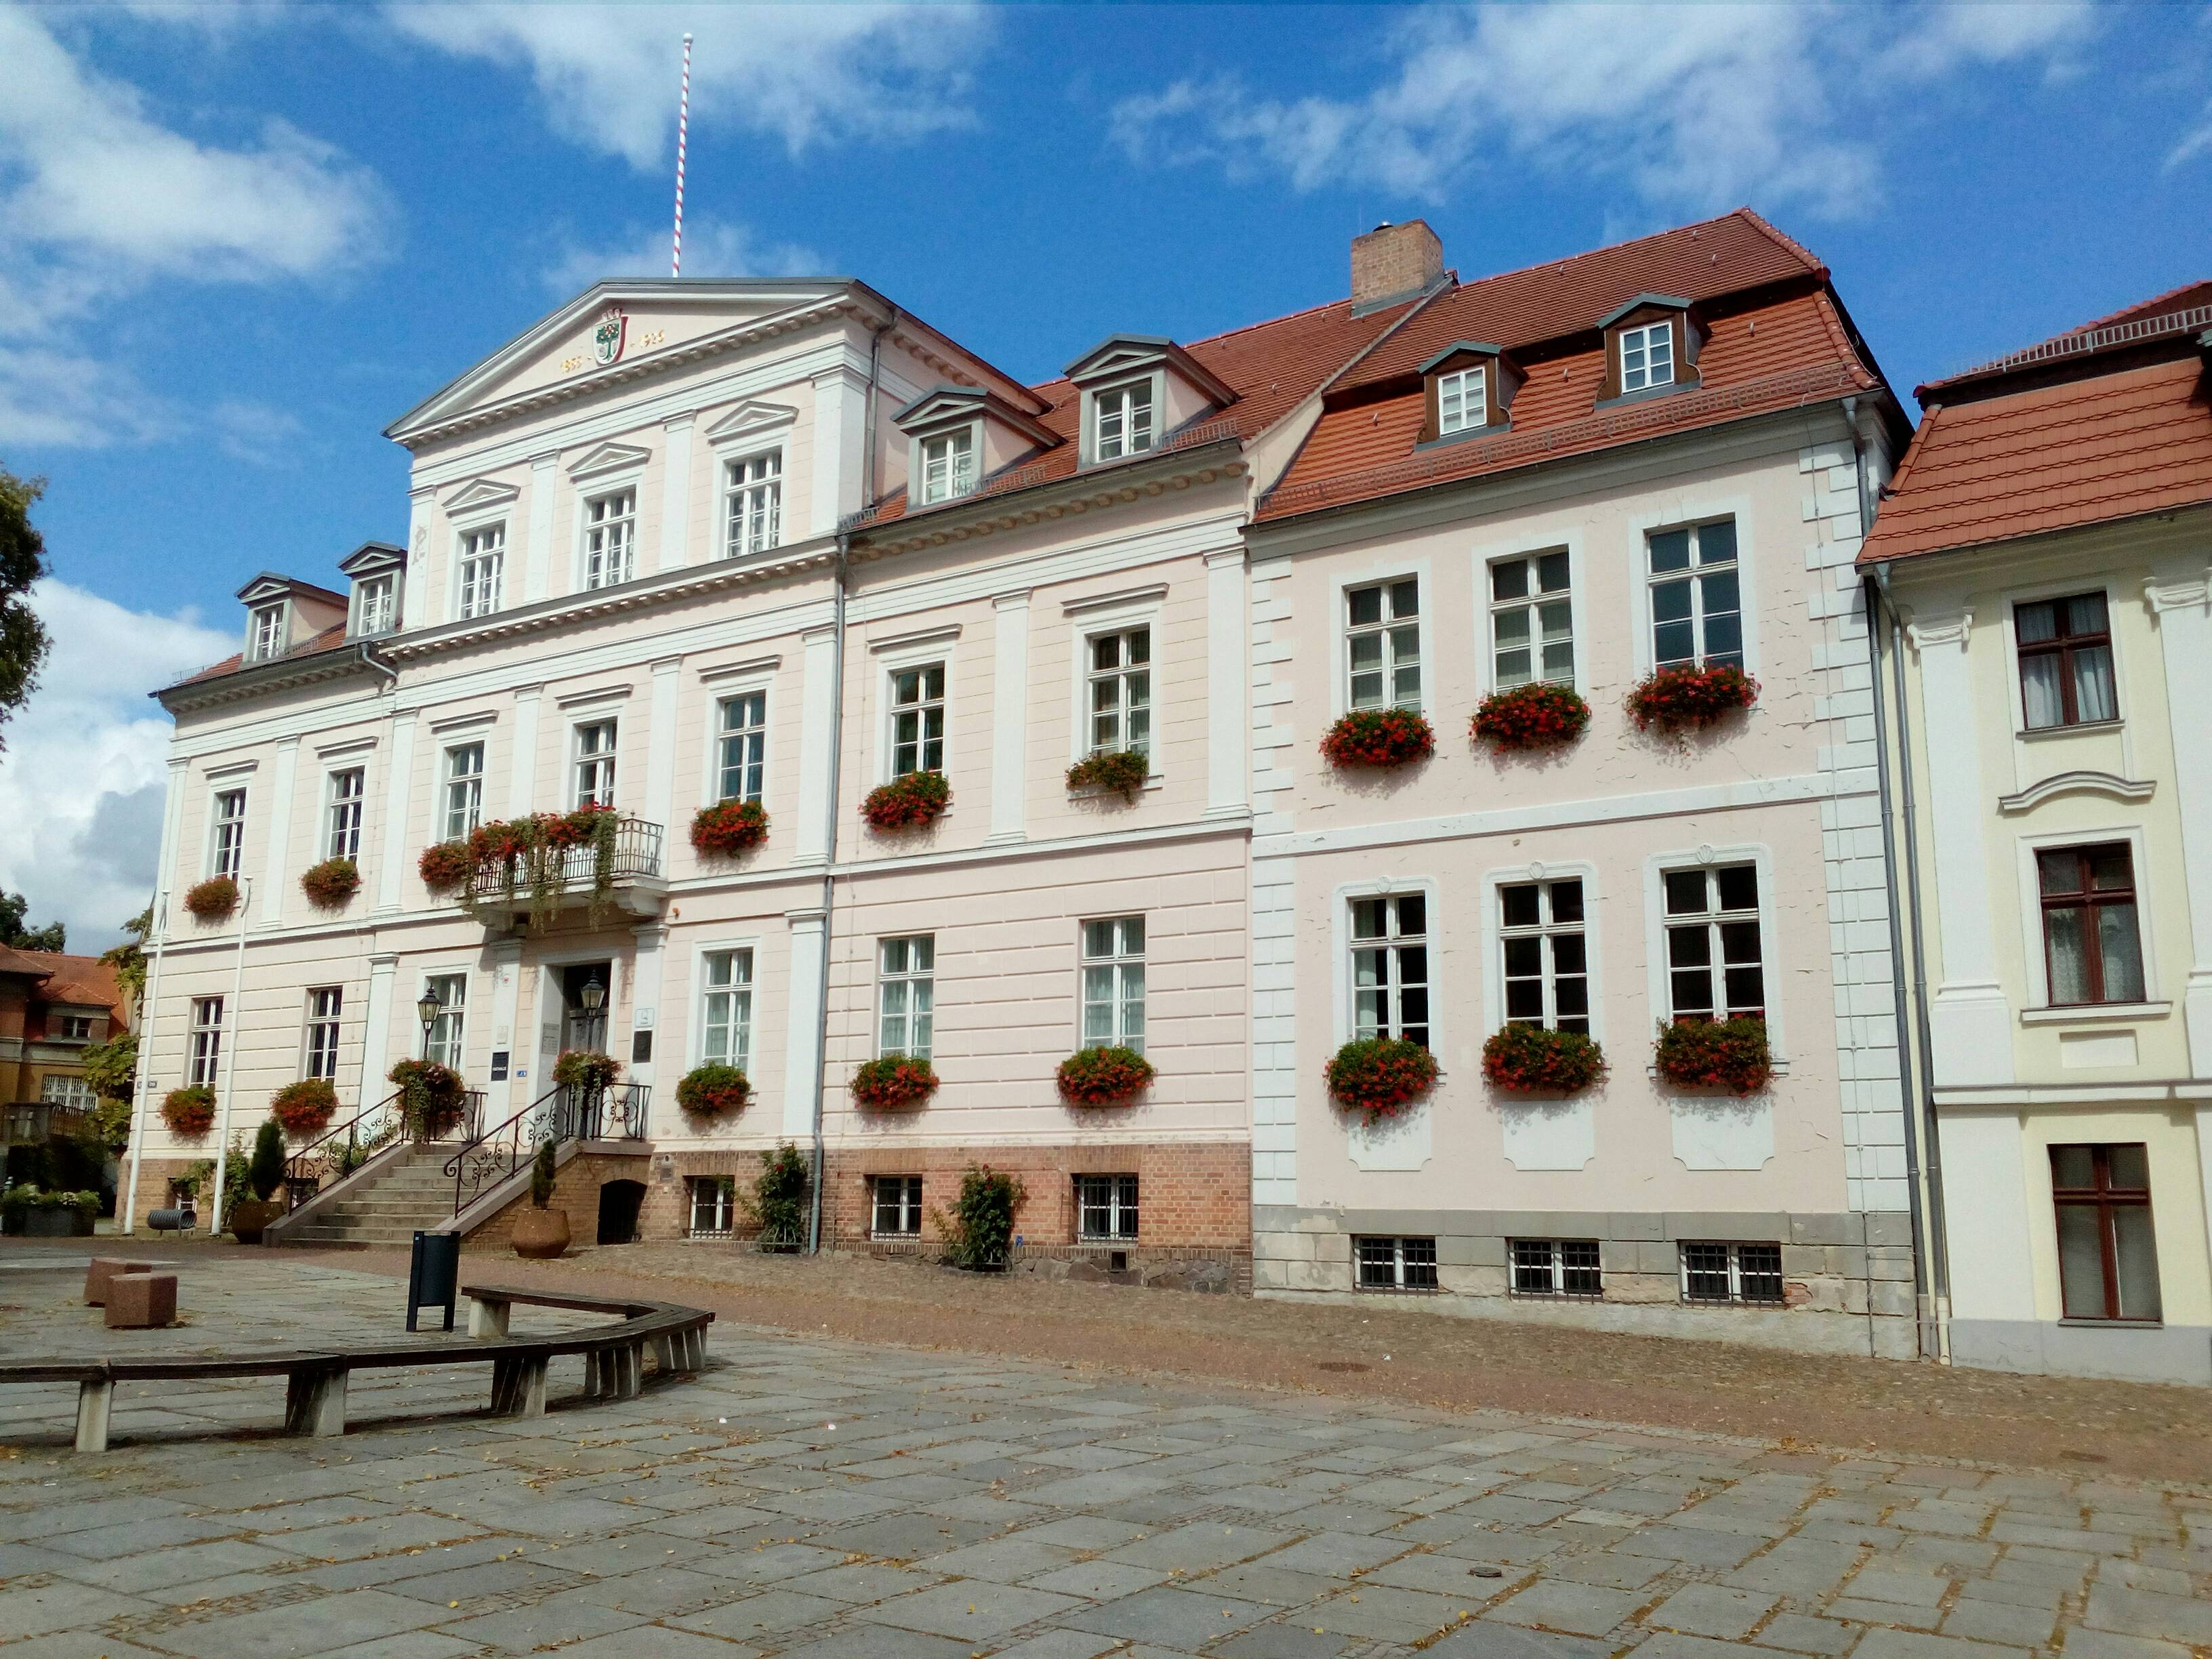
[176,623,350,689]
[0,948,128,1023]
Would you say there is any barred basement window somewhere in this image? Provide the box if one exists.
[688,1176,736,1237]
[1356,1235,1437,1290]
[1680,1241,1784,1305]
[872,1175,923,1237]
[1511,1239,1602,1297]
[1076,1173,1139,1241]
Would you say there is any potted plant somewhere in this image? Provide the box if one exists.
[1065,749,1149,800]
[388,1057,467,1139]
[553,1049,621,1092]
[1625,663,1760,733]
[851,1054,939,1110]
[184,876,240,923]
[270,1077,338,1138]
[676,1062,752,1117]
[228,1119,287,1244]
[691,798,770,857]
[1324,1037,1439,1124]
[1481,1024,1607,1094]
[1471,682,1592,752]
[299,857,360,909]
[1056,1045,1155,1107]
[512,1138,569,1258]
[1654,1017,1774,1095]
[931,1164,1025,1272]
[861,770,949,831]
[2,1187,99,1238]
[1319,708,1435,771]
[741,1143,808,1252]
[161,1084,216,1138]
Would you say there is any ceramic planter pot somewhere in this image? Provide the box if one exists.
[229,1197,283,1245]
[512,1206,570,1260]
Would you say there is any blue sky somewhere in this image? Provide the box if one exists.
[3,0,2209,944]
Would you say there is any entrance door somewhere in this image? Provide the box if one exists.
[597,1179,645,1246]
[560,962,613,1055]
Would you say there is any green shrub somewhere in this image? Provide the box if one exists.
[933,1164,1025,1271]
[743,1143,809,1250]
[530,1139,558,1208]
[247,1119,285,1202]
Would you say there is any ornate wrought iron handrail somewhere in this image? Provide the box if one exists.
[463,816,663,903]
[443,1080,651,1216]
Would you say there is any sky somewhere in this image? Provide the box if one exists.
[3,0,2209,949]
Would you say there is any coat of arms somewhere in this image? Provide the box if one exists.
[592,304,628,367]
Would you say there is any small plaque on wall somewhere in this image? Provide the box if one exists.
[489,1050,510,1081]
[631,1030,653,1063]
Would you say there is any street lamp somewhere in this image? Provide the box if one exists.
[417,988,443,1061]
[579,975,606,1050]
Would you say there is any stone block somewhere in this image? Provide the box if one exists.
[83,1258,152,1306]
[106,1271,176,1329]
[1788,1213,1858,1246]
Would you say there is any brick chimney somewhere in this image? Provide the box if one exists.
[1351,220,1443,316]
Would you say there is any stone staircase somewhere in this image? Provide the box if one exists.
[276,1145,460,1250]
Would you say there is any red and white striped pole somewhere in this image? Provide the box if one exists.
[672,32,692,277]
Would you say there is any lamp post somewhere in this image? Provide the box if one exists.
[579,974,606,1052]
[417,988,443,1062]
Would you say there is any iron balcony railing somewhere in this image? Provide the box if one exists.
[463,815,663,905]
[444,1080,650,1217]
[283,1085,487,1209]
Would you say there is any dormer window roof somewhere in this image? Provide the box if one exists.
[337,540,406,638]
[1061,335,1236,468]
[234,572,346,664]
[1414,342,1521,445]
[891,385,1059,510]
[1596,295,1702,403]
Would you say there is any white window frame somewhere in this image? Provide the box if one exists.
[696,945,756,1073]
[1355,1235,1439,1290]
[453,520,508,621]
[1331,561,1431,718]
[1998,576,2131,741]
[572,717,619,810]
[721,449,783,558]
[1076,1172,1139,1241]
[880,655,947,783]
[1484,547,1578,693]
[712,687,769,805]
[443,741,485,842]
[872,1174,924,1237]
[188,996,224,1087]
[1618,319,1675,394]
[876,935,935,1060]
[1641,845,1787,1061]
[687,1175,737,1237]
[1626,496,1759,678]
[1436,365,1487,435]
[303,985,343,1082]
[1080,621,1155,762]
[577,485,638,592]
[1332,876,1444,1054]
[1088,375,1157,463]
[247,602,287,663]
[1644,516,1744,674]
[208,786,248,880]
[352,573,397,638]
[917,424,979,505]
[1481,862,1602,1042]
[324,766,365,862]
[1079,916,1147,1054]
[40,1073,97,1109]
[2012,822,2161,1013]
[1063,596,1164,775]
[1467,532,1586,700]
[421,972,468,1071]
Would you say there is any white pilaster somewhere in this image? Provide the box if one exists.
[373,713,417,914]
[508,686,542,817]
[1936,1108,2038,1324]
[630,923,667,1109]
[405,488,437,628]
[659,415,694,571]
[486,939,524,1118]
[259,736,299,928]
[987,591,1030,845]
[780,906,827,1139]
[151,758,187,947]
[794,626,838,866]
[810,369,864,537]
[2148,567,2212,1073]
[643,657,682,838]
[1909,613,2014,1086]
[525,454,557,603]
[360,953,398,1107]
[1204,547,1248,818]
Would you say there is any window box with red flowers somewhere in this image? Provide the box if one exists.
[1653,1017,1773,1095]
[1481,1024,1606,1094]
[418,839,476,895]
[1471,682,1591,752]
[161,1084,216,1137]
[1057,1044,1155,1107]
[1324,1037,1439,1124]
[851,1054,938,1110]
[691,798,769,858]
[184,876,239,924]
[861,771,949,832]
[675,1062,752,1116]
[270,1077,338,1137]
[1319,708,1434,771]
[1065,750,1149,800]
[300,857,360,909]
[1625,663,1759,733]
[418,805,625,930]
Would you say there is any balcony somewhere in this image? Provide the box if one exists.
[462,815,666,931]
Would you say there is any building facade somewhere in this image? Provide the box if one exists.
[1,947,128,1153]
[1863,285,2212,1382]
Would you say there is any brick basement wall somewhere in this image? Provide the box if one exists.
[461,1151,661,1251]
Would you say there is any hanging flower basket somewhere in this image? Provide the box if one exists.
[161,1084,216,1137]
[1625,663,1760,733]
[1653,1017,1774,1096]
[1471,682,1592,752]
[1324,1038,1439,1124]
[1481,1024,1607,1094]
[851,1054,939,1110]
[184,876,239,923]
[552,1050,621,1092]
[300,857,360,909]
[1056,1045,1155,1107]
[862,771,949,831]
[388,1058,467,1138]
[674,1063,751,1116]
[419,840,476,895]
[1319,708,1434,771]
[691,798,769,858]
[1065,750,1150,800]
[270,1077,339,1137]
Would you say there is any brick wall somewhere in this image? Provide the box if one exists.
[461,1150,659,1251]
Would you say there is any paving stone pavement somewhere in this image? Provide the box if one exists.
[1,1252,2209,1659]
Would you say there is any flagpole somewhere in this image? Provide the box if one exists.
[672,33,692,277]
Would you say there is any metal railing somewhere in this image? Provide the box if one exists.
[463,816,663,905]
[284,1086,487,1210]
[443,1080,650,1217]
[1939,302,2212,387]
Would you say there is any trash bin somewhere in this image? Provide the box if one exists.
[407,1229,461,1332]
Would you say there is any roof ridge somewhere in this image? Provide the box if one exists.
[1444,207,1797,300]
[2066,278,2212,337]
[1729,207,1828,277]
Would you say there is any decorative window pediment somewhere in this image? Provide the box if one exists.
[441,476,522,516]
[235,573,296,607]
[704,398,800,449]
[1062,334,1235,405]
[567,441,653,484]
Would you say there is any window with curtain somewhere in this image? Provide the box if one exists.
[699,949,754,1070]
[1351,893,1429,1047]
[1345,579,1421,711]
[2039,843,2144,1006]
[877,937,935,1059]
[2051,1143,2161,1322]
[716,692,766,803]
[2016,592,2116,729]
[1080,917,1146,1053]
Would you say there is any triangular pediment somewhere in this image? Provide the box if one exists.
[338,540,406,578]
[1063,333,1237,406]
[567,441,653,483]
[237,574,295,605]
[442,477,522,514]
[704,398,800,447]
[894,386,987,431]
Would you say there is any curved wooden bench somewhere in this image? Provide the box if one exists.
[0,1282,713,1452]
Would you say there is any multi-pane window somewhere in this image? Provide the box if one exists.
[920,428,976,504]
[55,1015,94,1041]
[582,489,635,590]
[1648,518,1740,671]
[1080,917,1146,1054]
[888,663,945,777]
[1346,578,1421,711]
[41,1074,96,1109]
[2039,844,2145,1007]
[1087,628,1151,758]
[2017,592,2117,729]
[1437,365,1486,434]
[457,525,505,619]
[873,1175,924,1237]
[573,719,617,808]
[1077,1174,1139,1241]
[699,949,754,1071]
[210,787,247,879]
[724,451,781,556]
[716,692,766,804]
[2051,1143,2161,1322]
[1499,878,1589,1034]
[444,743,485,841]
[355,575,396,636]
[304,987,342,1082]
[423,973,466,1070]
[1664,865,1764,1021]
[1357,1236,1438,1290]
[1092,380,1154,460]
[1619,320,1675,392]
[249,603,285,662]
[1490,551,1574,689]
[877,936,935,1059]
[189,996,224,1086]
[1351,893,1429,1048]
[1681,1241,1784,1305]
[1512,1239,1603,1297]
[325,767,365,861]
[688,1175,737,1237]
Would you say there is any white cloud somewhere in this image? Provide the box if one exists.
[0,346,171,450]
[543,215,825,295]
[385,2,991,171]
[0,581,234,951]
[2172,100,2212,169]
[1111,2,2095,220]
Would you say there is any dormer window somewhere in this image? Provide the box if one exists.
[1437,367,1487,435]
[1418,344,1516,444]
[920,428,976,504]
[1620,321,1674,393]
[354,575,396,637]
[1092,380,1154,461]
[249,603,285,663]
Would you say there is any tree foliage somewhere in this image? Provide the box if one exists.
[0,890,63,951]
[0,465,52,755]
[102,907,150,1008]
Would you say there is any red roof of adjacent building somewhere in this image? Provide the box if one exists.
[0,948,129,1028]
[173,623,350,689]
